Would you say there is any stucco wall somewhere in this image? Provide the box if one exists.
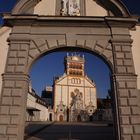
[34,0,56,15]
[0,27,11,96]
[27,93,36,107]
[130,25,140,89]
[27,93,49,121]
[86,0,107,16]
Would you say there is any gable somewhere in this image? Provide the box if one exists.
[55,75,68,85]
[12,0,130,17]
[55,75,96,89]
[34,0,108,16]
[85,76,96,88]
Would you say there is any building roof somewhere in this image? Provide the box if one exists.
[65,55,85,62]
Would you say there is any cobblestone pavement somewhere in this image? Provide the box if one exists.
[25,122,114,140]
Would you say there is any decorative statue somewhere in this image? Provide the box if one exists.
[69,0,80,16]
[60,0,80,16]
[60,0,68,16]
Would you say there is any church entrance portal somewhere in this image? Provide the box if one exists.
[49,113,52,121]
[59,115,64,121]
[77,115,81,122]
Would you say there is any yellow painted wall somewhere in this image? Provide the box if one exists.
[34,0,56,15]
[130,25,140,89]
[0,27,11,96]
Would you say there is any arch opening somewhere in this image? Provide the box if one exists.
[25,47,116,139]
[28,46,113,75]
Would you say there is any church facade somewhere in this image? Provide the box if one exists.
[54,54,97,121]
[0,0,140,140]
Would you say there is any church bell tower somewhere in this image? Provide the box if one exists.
[64,54,85,76]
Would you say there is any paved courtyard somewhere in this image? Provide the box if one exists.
[25,122,114,140]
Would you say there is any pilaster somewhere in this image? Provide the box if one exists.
[0,74,30,140]
[0,35,30,140]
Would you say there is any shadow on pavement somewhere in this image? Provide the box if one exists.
[24,122,115,140]
[24,121,54,140]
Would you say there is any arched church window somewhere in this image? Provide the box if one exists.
[77,78,81,84]
[71,78,75,83]
[56,0,85,16]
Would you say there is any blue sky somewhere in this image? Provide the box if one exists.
[0,0,140,97]
[30,52,111,98]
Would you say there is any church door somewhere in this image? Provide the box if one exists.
[49,113,52,121]
[59,115,64,121]
[77,115,81,122]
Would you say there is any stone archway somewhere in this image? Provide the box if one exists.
[0,16,139,140]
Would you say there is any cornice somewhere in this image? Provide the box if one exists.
[3,15,138,29]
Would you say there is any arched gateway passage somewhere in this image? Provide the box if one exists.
[0,18,139,140]
[0,1,140,140]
